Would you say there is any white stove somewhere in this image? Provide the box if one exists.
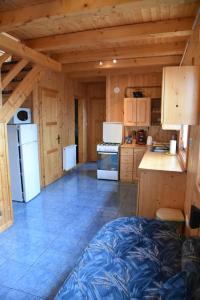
[97,122,123,181]
[97,143,120,153]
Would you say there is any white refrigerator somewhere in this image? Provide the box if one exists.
[7,124,41,202]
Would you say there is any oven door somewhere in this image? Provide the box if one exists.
[97,151,119,171]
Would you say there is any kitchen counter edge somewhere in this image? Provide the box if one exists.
[138,150,184,173]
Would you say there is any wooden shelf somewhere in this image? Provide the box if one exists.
[151,98,161,126]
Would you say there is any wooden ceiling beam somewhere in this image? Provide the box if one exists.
[0,0,195,32]
[67,66,163,79]
[53,41,186,64]
[0,33,61,72]
[25,17,193,52]
[63,55,181,73]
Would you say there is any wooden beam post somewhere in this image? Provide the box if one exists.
[0,34,61,72]
[0,123,13,232]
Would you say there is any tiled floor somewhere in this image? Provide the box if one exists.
[0,163,137,300]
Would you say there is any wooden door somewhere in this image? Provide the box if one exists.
[88,98,106,161]
[124,98,137,126]
[40,88,62,186]
[136,98,151,126]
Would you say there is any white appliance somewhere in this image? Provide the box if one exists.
[63,145,77,171]
[7,124,40,202]
[103,122,123,143]
[97,122,123,181]
[8,108,31,124]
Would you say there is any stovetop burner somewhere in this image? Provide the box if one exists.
[97,142,121,153]
[100,142,120,146]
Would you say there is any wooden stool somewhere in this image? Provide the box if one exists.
[156,208,185,234]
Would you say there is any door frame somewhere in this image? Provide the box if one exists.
[39,87,62,187]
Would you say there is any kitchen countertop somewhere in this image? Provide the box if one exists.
[139,150,184,173]
[121,143,147,149]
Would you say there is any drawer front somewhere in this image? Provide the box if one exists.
[120,155,133,164]
[120,148,134,156]
[134,147,146,153]
[120,162,133,172]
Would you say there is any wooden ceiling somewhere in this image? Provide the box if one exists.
[0,0,49,12]
[0,0,199,75]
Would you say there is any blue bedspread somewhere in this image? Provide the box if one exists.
[55,217,183,300]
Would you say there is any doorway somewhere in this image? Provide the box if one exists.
[87,98,106,161]
[74,98,79,163]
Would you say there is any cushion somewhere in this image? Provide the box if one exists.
[159,272,186,300]
[55,217,183,300]
[156,208,185,222]
[182,237,200,300]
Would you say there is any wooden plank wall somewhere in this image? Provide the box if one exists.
[106,72,162,122]
[32,70,66,187]
[182,18,200,236]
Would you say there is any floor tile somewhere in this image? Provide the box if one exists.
[0,162,137,299]
[0,284,12,298]
[14,265,63,299]
[3,288,43,300]
[0,259,31,288]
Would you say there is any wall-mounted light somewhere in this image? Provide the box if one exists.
[99,61,103,66]
[112,59,117,64]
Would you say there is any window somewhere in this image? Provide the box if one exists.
[178,125,189,170]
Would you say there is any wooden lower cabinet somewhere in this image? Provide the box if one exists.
[120,147,146,182]
[137,170,186,218]
[134,148,146,180]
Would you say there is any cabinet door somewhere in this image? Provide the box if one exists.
[133,148,146,180]
[124,98,137,126]
[162,66,200,125]
[136,98,151,126]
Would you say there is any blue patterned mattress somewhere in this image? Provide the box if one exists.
[55,217,185,300]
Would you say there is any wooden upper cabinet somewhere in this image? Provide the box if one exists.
[124,98,137,126]
[162,66,200,125]
[124,97,151,126]
[136,98,151,126]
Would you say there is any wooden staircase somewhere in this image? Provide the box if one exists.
[0,51,44,232]
[0,54,43,123]
[0,33,61,233]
